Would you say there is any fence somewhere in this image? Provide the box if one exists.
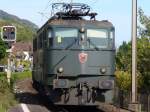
[116,89,150,112]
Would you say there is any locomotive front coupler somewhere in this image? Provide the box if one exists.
[77,82,90,93]
[76,82,93,103]
[63,88,70,103]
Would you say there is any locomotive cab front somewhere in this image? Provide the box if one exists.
[33,3,116,106]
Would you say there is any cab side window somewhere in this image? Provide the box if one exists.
[38,33,43,49]
[109,29,115,49]
[47,29,53,47]
[33,38,37,51]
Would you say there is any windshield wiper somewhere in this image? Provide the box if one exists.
[65,38,77,50]
[87,38,100,51]
[65,38,100,50]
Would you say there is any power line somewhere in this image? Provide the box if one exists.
[43,0,54,12]
[38,12,49,19]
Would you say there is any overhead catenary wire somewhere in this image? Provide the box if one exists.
[38,12,49,19]
[38,0,54,23]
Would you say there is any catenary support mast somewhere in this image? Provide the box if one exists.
[131,0,137,103]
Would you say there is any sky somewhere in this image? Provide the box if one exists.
[0,0,149,47]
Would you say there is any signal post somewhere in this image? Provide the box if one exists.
[1,26,16,84]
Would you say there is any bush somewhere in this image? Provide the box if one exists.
[0,71,32,111]
[0,73,17,112]
[115,71,131,92]
[0,74,9,93]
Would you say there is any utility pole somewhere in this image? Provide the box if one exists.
[131,0,137,104]
[129,0,140,111]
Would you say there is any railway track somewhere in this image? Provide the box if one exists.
[97,103,133,112]
[8,78,132,112]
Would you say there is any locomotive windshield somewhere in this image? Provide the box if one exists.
[49,27,114,49]
[52,28,78,48]
[87,29,107,38]
[87,29,108,48]
[55,28,78,38]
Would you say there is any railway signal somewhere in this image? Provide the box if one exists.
[1,26,16,42]
[1,26,16,84]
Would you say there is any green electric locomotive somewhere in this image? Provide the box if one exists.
[33,3,115,105]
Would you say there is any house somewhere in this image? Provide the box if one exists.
[12,42,33,61]
[11,42,33,72]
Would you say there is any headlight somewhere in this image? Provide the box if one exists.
[57,67,64,74]
[100,67,107,74]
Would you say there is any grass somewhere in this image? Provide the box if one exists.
[11,71,32,82]
[0,91,17,112]
[0,71,32,112]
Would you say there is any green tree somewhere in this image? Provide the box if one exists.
[137,8,150,93]
[116,41,131,71]
[115,71,131,92]
[115,42,132,92]
[116,8,150,92]
[138,8,150,37]
[0,39,6,60]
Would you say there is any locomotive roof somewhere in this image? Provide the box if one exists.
[49,19,113,28]
[37,19,114,33]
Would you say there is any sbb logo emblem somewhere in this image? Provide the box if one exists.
[78,53,88,64]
